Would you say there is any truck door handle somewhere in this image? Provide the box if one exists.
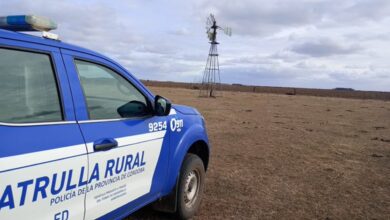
[93,139,118,151]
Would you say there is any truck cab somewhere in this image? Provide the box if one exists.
[0,15,210,220]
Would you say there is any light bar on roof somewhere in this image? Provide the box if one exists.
[0,15,57,32]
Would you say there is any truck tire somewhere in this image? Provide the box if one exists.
[176,153,205,219]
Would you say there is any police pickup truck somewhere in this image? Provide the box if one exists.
[0,15,210,220]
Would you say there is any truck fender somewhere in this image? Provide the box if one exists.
[153,124,209,212]
[168,124,209,192]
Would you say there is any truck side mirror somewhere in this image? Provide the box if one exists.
[154,95,172,116]
[117,100,149,118]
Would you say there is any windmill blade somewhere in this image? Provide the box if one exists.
[206,14,215,26]
[223,27,232,36]
[206,17,213,27]
[210,14,215,22]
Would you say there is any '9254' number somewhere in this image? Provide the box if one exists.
[149,121,167,132]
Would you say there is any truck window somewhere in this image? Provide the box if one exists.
[0,48,63,123]
[75,60,149,120]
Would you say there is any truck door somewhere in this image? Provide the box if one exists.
[0,41,88,219]
[61,50,170,219]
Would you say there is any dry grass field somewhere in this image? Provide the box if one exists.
[128,86,390,219]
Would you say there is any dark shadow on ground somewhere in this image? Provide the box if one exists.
[125,205,177,220]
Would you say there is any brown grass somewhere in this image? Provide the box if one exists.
[127,87,390,219]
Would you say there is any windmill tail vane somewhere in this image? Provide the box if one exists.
[199,14,232,97]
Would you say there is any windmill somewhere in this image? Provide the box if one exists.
[199,14,232,97]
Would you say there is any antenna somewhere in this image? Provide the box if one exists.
[199,14,232,97]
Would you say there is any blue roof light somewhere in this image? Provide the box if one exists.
[0,15,57,32]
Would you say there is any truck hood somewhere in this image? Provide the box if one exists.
[173,104,200,115]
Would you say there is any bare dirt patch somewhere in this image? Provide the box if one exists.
[127,87,390,219]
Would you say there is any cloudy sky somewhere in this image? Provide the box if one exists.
[1,0,390,91]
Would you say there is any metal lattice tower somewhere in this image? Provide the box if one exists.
[199,14,231,97]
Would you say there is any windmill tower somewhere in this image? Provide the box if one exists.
[199,14,232,97]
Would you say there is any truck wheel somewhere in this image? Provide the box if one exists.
[177,153,205,219]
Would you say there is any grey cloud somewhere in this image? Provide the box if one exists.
[290,38,362,57]
[344,32,390,42]
[201,1,324,36]
[339,0,390,22]
[168,27,190,36]
[269,50,306,63]
[195,0,390,37]
[224,55,276,65]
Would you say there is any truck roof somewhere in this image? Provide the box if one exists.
[0,28,112,62]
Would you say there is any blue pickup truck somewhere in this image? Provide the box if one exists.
[0,15,210,220]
